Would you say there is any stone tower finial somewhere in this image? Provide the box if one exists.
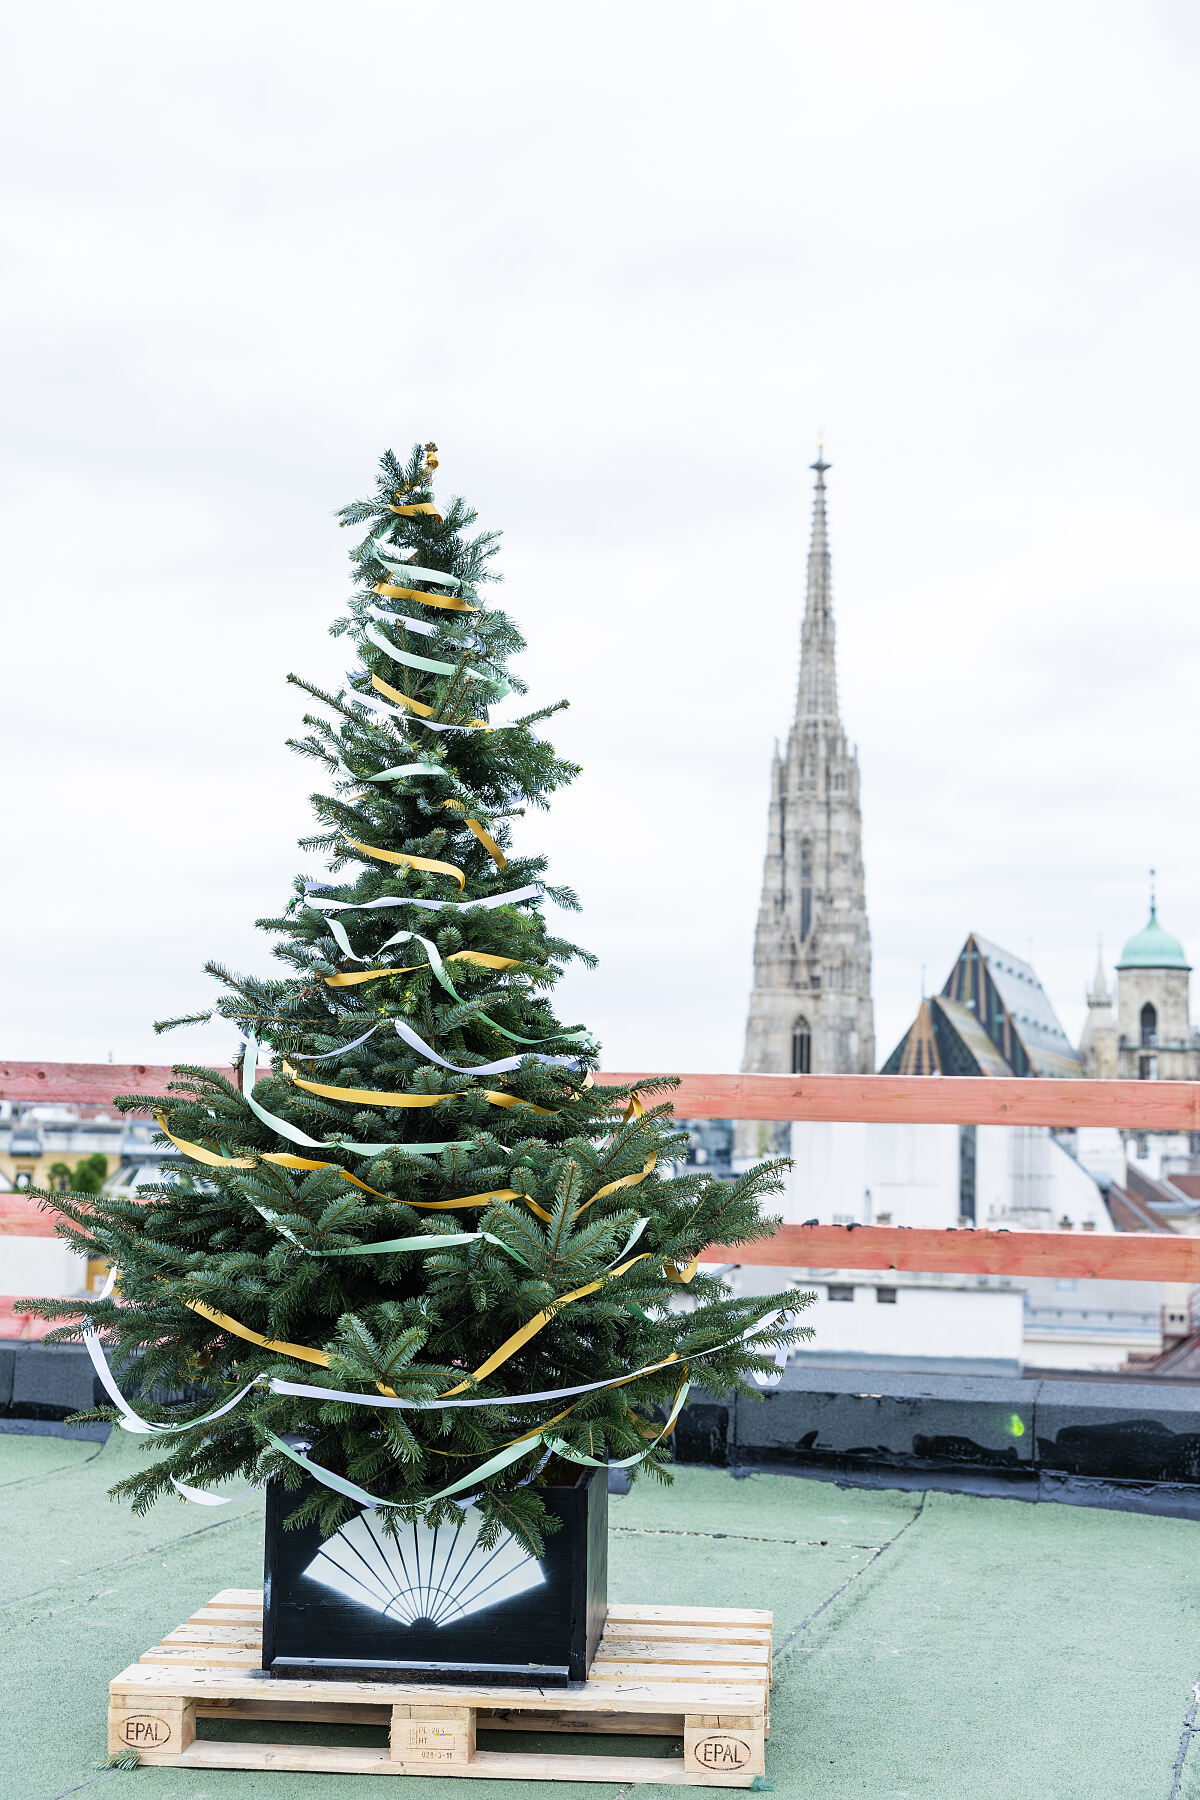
[796,449,838,723]
[1087,938,1111,1006]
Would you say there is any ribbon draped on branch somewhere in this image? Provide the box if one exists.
[364,620,507,697]
[373,582,478,613]
[344,836,466,888]
[304,883,540,913]
[281,1062,561,1117]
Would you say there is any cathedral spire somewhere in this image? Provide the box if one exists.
[737,445,874,1125]
[796,450,839,723]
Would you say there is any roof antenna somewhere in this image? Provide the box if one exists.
[920,962,926,1000]
[1150,866,1157,920]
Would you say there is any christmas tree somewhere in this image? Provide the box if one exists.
[32,443,810,1551]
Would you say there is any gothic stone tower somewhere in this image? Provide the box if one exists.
[739,455,875,1106]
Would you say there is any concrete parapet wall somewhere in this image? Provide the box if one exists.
[673,1366,1200,1511]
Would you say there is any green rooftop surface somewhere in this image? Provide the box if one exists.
[5,1430,1200,1799]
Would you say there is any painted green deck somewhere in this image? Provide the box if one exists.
[3,1430,1200,1798]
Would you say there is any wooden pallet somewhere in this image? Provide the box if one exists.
[108,1587,772,1787]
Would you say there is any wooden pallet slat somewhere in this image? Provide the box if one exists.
[109,1587,773,1787]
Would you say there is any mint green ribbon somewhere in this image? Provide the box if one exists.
[255,1207,531,1268]
[310,912,592,1055]
[265,1428,540,1508]
[321,917,466,1001]
[364,621,509,698]
[371,547,463,590]
[361,761,451,782]
[545,1380,691,1469]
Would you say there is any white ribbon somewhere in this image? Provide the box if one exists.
[170,1476,259,1505]
[284,1020,384,1061]
[83,1279,794,1504]
[368,603,481,648]
[378,610,437,639]
[304,884,540,914]
[83,1328,265,1439]
[268,1310,795,1416]
[391,1016,581,1075]
[347,684,491,735]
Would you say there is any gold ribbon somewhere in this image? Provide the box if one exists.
[156,1116,256,1170]
[160,1087,651,1221]
[441,798,507,870]
[265,1154,522,1211]
[388,502,442,520]
[464,818,507,867]
[184,1300,331,1367]
[371,671,489,730]
[184,1254,652,1394]
[281,1063,559,1116]
[439,1254,651,1393]
[345,836,465,888]
[374,581,479,613]
[156,1117,528,1209]
[324,950,521,990]
[371,672,433,718]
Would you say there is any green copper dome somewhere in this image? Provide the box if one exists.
[1116,905,1191,971]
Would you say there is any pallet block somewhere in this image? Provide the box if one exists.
[108,1587,773,1786]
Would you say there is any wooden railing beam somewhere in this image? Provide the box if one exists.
[701,1224,1200,1283]
[596,1071,1200,1130]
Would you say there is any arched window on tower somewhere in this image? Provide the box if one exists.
[799,840,813,941]
[1141,1002,1158,1049]
[792,1016,812,1075]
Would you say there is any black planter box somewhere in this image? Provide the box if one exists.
[262,1469,607,1686]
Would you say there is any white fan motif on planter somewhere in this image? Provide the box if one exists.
[301,1504,545,1627]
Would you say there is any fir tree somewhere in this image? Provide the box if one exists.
[29,443,811,1551]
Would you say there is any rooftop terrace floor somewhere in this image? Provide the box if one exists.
[4,1431,1200,1800]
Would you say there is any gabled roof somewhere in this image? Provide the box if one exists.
[969,935,1082,1077]
[882,932,1083,1078]
[934,997,1014,1077]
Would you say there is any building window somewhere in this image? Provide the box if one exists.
[792,1017,812,1074]
[799,839,812,941]
[826,1285,855,1302]
[1141,1003,1157,1048]
[876,1287,898,1304]
[958,1124,977,1225]
[1139,1054,1158,1081]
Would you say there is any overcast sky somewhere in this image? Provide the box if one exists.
[4,2,1200,1080]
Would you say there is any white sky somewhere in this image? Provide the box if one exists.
[4,2,1200,1079]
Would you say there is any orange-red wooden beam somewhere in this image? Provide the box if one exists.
[700,1223,1200,1282]
[596,1071,1200,1130]
[0,1195,84,1239]
[2,1060,1197,1129]
[5,1201,1192,1281]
